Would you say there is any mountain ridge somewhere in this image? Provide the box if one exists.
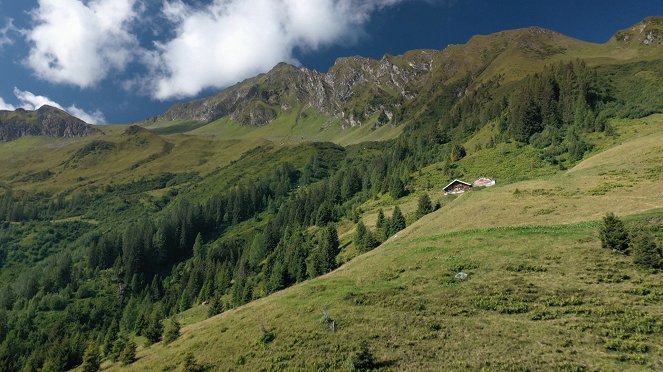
[154,17,662,130]
[0,105,99,142]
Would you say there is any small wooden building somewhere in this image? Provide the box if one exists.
[443,179,472,195]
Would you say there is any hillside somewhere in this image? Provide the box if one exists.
[0,18,661,372]
[0,105,98,142]
[109,115,663,371]
[147,17,663,138]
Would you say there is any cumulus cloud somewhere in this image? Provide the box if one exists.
[25,0,139,88]
[0,88,106,124]
[147,0,410,100]
[0,97,16,111]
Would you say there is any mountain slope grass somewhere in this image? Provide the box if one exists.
[107,116,663,371]
[110,215,663,371]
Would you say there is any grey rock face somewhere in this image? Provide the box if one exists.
[0,105,99,142]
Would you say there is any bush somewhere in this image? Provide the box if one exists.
[350,341,378,370]
[181,353,204,372]
[631,228,662,269]
[599,213,630,253]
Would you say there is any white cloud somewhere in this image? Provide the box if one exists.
[0,18,16,48]
[25,0,139,88]
[66,104,106,124]
[0,97,16,111]
[147,0,409,100]
[0,88,106,124]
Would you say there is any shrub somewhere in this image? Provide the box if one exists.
[599,213,630,253]
[350,341,378,370]
[181,353,204,372]
[631,228,662,269]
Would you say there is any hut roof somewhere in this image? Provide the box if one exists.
[443,179,472,190]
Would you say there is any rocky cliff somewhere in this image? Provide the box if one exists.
[0,105,100,142]
[156,17,663,129]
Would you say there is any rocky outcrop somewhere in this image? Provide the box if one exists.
[159,51,435,128]
[157,18,662,129]
[0,105,99,142]
[612,16,663,46]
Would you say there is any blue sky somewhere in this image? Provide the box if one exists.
[0,0,660,124]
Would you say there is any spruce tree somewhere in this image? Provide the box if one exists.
[416,193,433,219]
[119,340,136,365]
[389,178,406,199]
[631,228,662,269]
[389,206,406,236]
[354,220,376,253]
[192,233,204,260]
[81,342,100,372]
[376,208,387,241]
[163,319,181,344]
[207,297,224,318]
[599,213,630,253]
[354,220,368,250]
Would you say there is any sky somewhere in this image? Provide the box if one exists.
[0,0,660,124]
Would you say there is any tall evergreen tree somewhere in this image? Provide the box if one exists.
[416,193,433,219]
[599,213,630,254]
[81,342,100,372]
[389,206,406,236]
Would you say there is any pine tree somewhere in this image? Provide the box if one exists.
[163,319,181,344]
[599,213,630,254]
[389,206,406,236]
[354,220,376,253]
[354,220,368,249]
[119,340,136,365]
[144,308,164,344]
[631,228,662,269]
[81,342,100,372]
[207,297,224,318]
[376,208,387,241]
[192,233,204,260]
[416,193,433,219]
[389,178,405,199]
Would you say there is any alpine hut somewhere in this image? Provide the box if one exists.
[443,179,472,195]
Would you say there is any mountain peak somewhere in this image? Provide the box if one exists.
[0,106,99,141]
[612,16,663,46]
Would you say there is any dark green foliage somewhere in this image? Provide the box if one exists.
[631,229,662,269]
[389,178,406,199]
[307,226,340,278]
[181,353,205,372]
[599,213,630,254]
[81,342,100,372]
[354,220,377,253]
[208,297,224,318]
[450,144,466,162]
[376,209,388,241]
[119,340,137,365]
[416,193,433,219]
[349,341,378,370]
[163,319,181,344]
[389,206,406,236]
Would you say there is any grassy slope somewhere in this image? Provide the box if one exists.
[108,116,663,371]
